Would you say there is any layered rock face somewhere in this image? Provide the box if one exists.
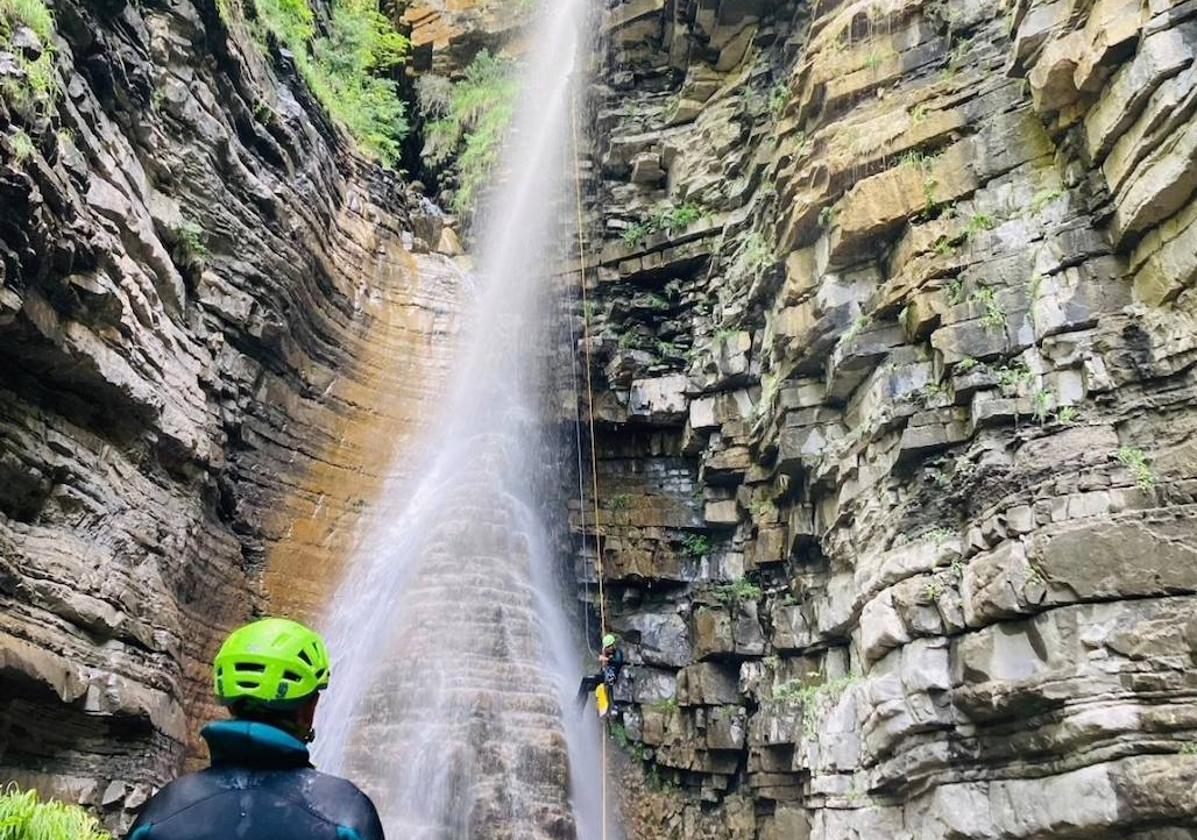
[575,0,1197,837]
[0,0,458,829]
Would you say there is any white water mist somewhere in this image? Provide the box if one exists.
[313,1,614,838]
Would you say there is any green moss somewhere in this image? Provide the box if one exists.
[0,786,112,840]
[249,0,409,166]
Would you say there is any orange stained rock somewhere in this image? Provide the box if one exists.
[262,191,462,627]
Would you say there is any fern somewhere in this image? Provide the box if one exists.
[0,785,112,840]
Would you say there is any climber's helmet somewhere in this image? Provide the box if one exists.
[213,617,331,710]
[602,633,618,649]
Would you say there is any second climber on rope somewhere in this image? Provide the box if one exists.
[576,633,625,717]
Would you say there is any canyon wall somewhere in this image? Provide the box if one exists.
[0,0,459,830]
[576,0,1197,837]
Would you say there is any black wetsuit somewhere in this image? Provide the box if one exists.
[124,720,384,840]
[577,647,625,706]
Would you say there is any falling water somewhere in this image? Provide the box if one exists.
[313,1,613,838]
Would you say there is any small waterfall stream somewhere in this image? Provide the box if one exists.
[312,2,613,838]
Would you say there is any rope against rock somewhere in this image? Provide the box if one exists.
[570,87,610,840]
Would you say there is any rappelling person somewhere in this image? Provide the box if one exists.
[576,633,625,717]
[124,617,385,840]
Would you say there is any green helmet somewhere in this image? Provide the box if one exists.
[213,618,330,708]
[602,633,618,648]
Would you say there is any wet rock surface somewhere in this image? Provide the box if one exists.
[0,0,458,831]
[573,0,1197,836]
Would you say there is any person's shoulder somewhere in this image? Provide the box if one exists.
[302,770,385,839]
[127,769,228,831]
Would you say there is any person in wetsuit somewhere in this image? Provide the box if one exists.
[125,617,384,840]
[576,633,625,713]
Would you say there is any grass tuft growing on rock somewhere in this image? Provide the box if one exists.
[0,0,58,112]
[712,578,763,604]
[0,785,112,840]
[1116,447,1155,489]
[419,50,520,217]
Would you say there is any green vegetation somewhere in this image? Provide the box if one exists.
[1180,742,1197,756]
[1056,405,1078,425]
[0,0,58,111]
[865,50,883,71]
[1032,387,1054,424]
[1029,188,1064,215]
[652,696,679,712]
[956,356,981,373]
[898,149,934,171]
[712,578,763,604]
[420,51,518,214]
[247,0,410,166]
[994,360,1033,394]
[773,675,857,737]
[622,202,705,247]
[1116,447,1156,489]
[732,230,774,276]
[0,786,112,840]
[843,313,870,343]
[175,219,209,266]
[924,578,944,599]
[817,205,837,228]
[922,174,939,214]
[8,128,34,162]
[768,82,791,117]
[681,533,712,558]
[973,285,1004,330]
[947,278,967,304]
[963,212,996,240]
[927,527,952,544]
[608,494,632,511]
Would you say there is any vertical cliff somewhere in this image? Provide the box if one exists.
[577,0,1197,836]
[0,0,460,829]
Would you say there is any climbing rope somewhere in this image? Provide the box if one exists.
[570,87,610,840]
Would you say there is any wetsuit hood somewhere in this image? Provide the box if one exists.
[201,720,312,769]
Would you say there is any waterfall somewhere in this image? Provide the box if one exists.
[312,1,615,838]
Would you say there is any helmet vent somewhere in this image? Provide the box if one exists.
[283,670,302,683]
[297,650,313,666]
[235,662,266,673]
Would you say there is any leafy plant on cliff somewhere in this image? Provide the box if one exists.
[773,675,857,738]
[621,202,705,247]
[0,0,58,112]
[972,286,1004,330]
[768,82,791,117]
[175,218,210,267]
[250,0,409,166]
[712,578,763,605]
[0,785,112,840]
[1116,447,1155,489]
[681,533,712,558]
[420,50,520,216]
[963,212,997,240]
[1032,387,1055,424]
